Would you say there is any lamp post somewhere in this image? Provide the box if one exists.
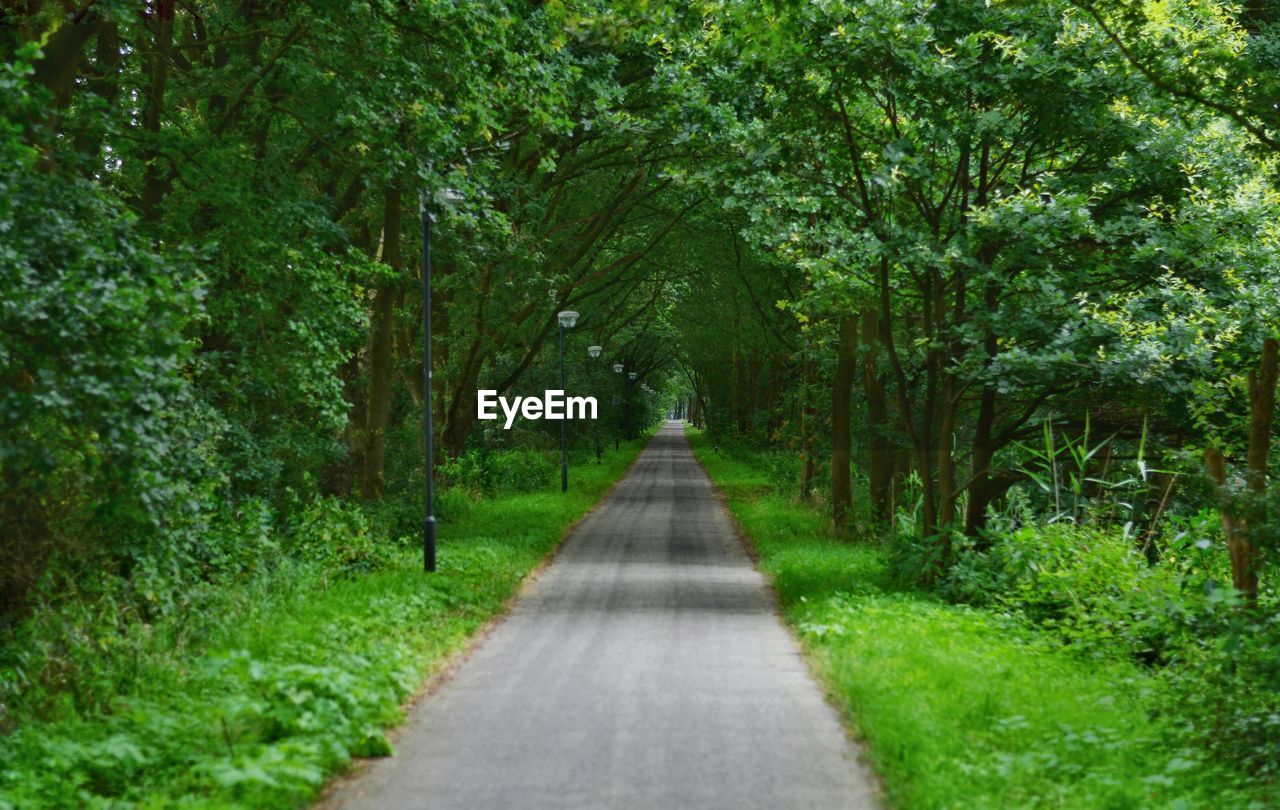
[627,371,638,440]
[420,187,463,574]
[612,362,623,450]
[557,310,579,492]
[587,345,603,463]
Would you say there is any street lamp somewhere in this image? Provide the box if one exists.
[420,186,464,573]
[587,346,603,463]
[612,363,624,450]
[626,371,638,440]
[557,310,579,492]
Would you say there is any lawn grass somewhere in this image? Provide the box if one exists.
[686,427,1269,810]
[0,439,648,810]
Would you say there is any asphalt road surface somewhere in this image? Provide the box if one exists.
[328,422,877,809]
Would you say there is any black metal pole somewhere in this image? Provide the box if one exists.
[592,354,601,463]
[559,324,568,492]
[625,378,632,440]
[421,194,436,573]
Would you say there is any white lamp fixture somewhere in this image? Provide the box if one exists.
[587,345,602,358]
[628,372,638,380]
[557,310,579,329]
[440,187,465,205]
[613,363,624,374]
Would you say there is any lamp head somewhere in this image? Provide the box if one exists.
[587,345,602,358]
[628,372,638,380]
[612,363,624,374]
[557,310,579,329]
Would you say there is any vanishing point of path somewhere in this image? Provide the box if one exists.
[328,422,877,809]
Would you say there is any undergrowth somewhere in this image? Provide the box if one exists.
[0,439,648,809]
[686,426,1275,809]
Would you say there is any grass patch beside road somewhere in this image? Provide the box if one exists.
[0,439,647,810]
[686,427,1266,810]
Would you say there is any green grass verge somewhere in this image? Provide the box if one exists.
[685,427,1269,810]
[0,439,648,810]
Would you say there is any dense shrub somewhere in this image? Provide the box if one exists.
[1162,604,1280,784]
[0,70,206,619]
[438,448,556,495]
[893,509,1280,786]
[284,497,391,574]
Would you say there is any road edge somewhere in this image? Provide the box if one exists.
[679,423,885,807]
[314,428,661,809]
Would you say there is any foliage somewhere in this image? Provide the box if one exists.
[4,0,1280,804]
[438,448,558,497]
[0,51,208,617]
[1163,603,1280,784]
[690,428,1276,807]
[284,496,389,574]
[0,438,648,809]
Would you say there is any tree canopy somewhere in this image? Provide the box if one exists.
[3,0,1280,797]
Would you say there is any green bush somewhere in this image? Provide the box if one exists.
[924,514,1280,787]
[1159,600,1280,784]
[930,522,1216,660]
[0,53,210,620]
[284,497,390,574]
[0,434,647,808]
[438,447,555,496]
[689,428,1274,807]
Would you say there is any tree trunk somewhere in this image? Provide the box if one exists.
[692,374,707,428]
[765,355,785,434]
[748,348,762,428]
[28,12,105,113]
[73,21,120,162]
[327,353,365,496]
[832,315,858,530]
[1205,447,1253,601]
[800,352,816,498]
[1245,337,1278,496]
[964,280,1001,538]
[440,335,488,459]
[361,184,402,501]
[936,372,959,534]
[893,447,913,523]
[1204,338,1279,603]
[862,306,892,525]
[734,350,749,435]
[964,384,998,538]
[141,0,176,221]
[877,255,936,545]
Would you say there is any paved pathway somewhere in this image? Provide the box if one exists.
[329,422,876,809]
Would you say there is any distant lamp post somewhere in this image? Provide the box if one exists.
[420,186,464,573]
[557,310,579,492]
[612,363,624,450]
[626,371,638,440]
[587,346,603,463]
